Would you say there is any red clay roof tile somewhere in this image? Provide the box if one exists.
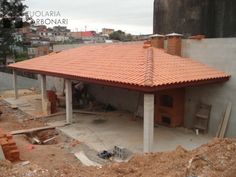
[9,43,230,90]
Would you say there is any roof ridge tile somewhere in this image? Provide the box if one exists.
[144,47,154,86]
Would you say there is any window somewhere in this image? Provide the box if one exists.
[160,95,173,108]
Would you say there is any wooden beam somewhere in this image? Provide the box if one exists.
[10,124,66,135]
[218,102,232,138]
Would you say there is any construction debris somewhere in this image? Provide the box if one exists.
[10,105,18,109]
[10,126,56,135]
[97,150,113,160]
[0,160,50,177]
[26,129,58,145]
[10,123,66,135]
[75,151,101,167]
[20,161,30,166]
[113,146,129,160]
[43,136,56,144]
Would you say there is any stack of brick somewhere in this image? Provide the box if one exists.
[0,129,20,162]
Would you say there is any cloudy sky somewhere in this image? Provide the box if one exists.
[25,0,154,34]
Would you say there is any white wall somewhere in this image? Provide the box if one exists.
[46,76,64,94]
[53,44,82,52]
[87,84,143,116]
[0,72,39,91]
[182,38,236,137]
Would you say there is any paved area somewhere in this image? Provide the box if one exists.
[3,94,44,117]
[49,111,212,153]
[3,93,212,153]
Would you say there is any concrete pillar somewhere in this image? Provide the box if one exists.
[39,74,47,110]
[65,79,73,124]
[143,93,154,153]
[12,70,18,99]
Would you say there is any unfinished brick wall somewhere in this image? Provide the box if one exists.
[0,129,20,162]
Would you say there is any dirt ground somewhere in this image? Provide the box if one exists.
[0,100,82,176]
[1,100,236,177]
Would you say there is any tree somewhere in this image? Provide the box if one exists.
[109,30,133,42]
[0,0,27,65]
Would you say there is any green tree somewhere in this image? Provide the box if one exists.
[0,0,27,64]
[109,30,133,42]
[109,30,126,41]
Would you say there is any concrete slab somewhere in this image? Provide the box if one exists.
[48,111,212,153]
[4,94,43,117]
[3,94,212,153]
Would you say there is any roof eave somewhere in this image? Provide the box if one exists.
[8,65,230,93]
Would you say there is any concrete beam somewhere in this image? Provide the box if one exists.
[143,93,154,153]
[65,79,73,124]
[12,70,18,99]
[39,74,47,110]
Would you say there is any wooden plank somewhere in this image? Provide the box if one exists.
[10,124,65,135]
[216,112,225,138]
[219,102,232,138]
[216,114,224,138]
[73,110,105,116]
[29,110,104,121]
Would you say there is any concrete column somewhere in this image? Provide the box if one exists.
[39,74,47,109]
[65,79,73,124]
[143,93,154,153]
[12,70,18,99]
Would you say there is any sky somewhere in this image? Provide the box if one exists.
[24,0,154,35]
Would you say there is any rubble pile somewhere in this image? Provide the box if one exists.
[0,160,50,177]
[0,129,20,162]
[55,138,236,177]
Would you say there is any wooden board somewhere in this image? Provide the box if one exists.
[219,102,232,138]
[73,110,105,115]
[10,125,65,135]
[32,110,105,120]
[216,114,224,138]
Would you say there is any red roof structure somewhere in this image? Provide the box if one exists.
[70,31,95,39]
[9,43,230,91]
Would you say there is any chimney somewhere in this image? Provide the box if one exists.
[149,34,165,49]
[166,33,183,56]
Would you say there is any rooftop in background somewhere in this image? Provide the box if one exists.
[8,42,230,91]
[70,31,96,39]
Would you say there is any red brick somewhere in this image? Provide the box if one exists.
[6,134,13,139]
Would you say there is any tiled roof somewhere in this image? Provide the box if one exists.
[70,31,95,38]
[9,43,230,91]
